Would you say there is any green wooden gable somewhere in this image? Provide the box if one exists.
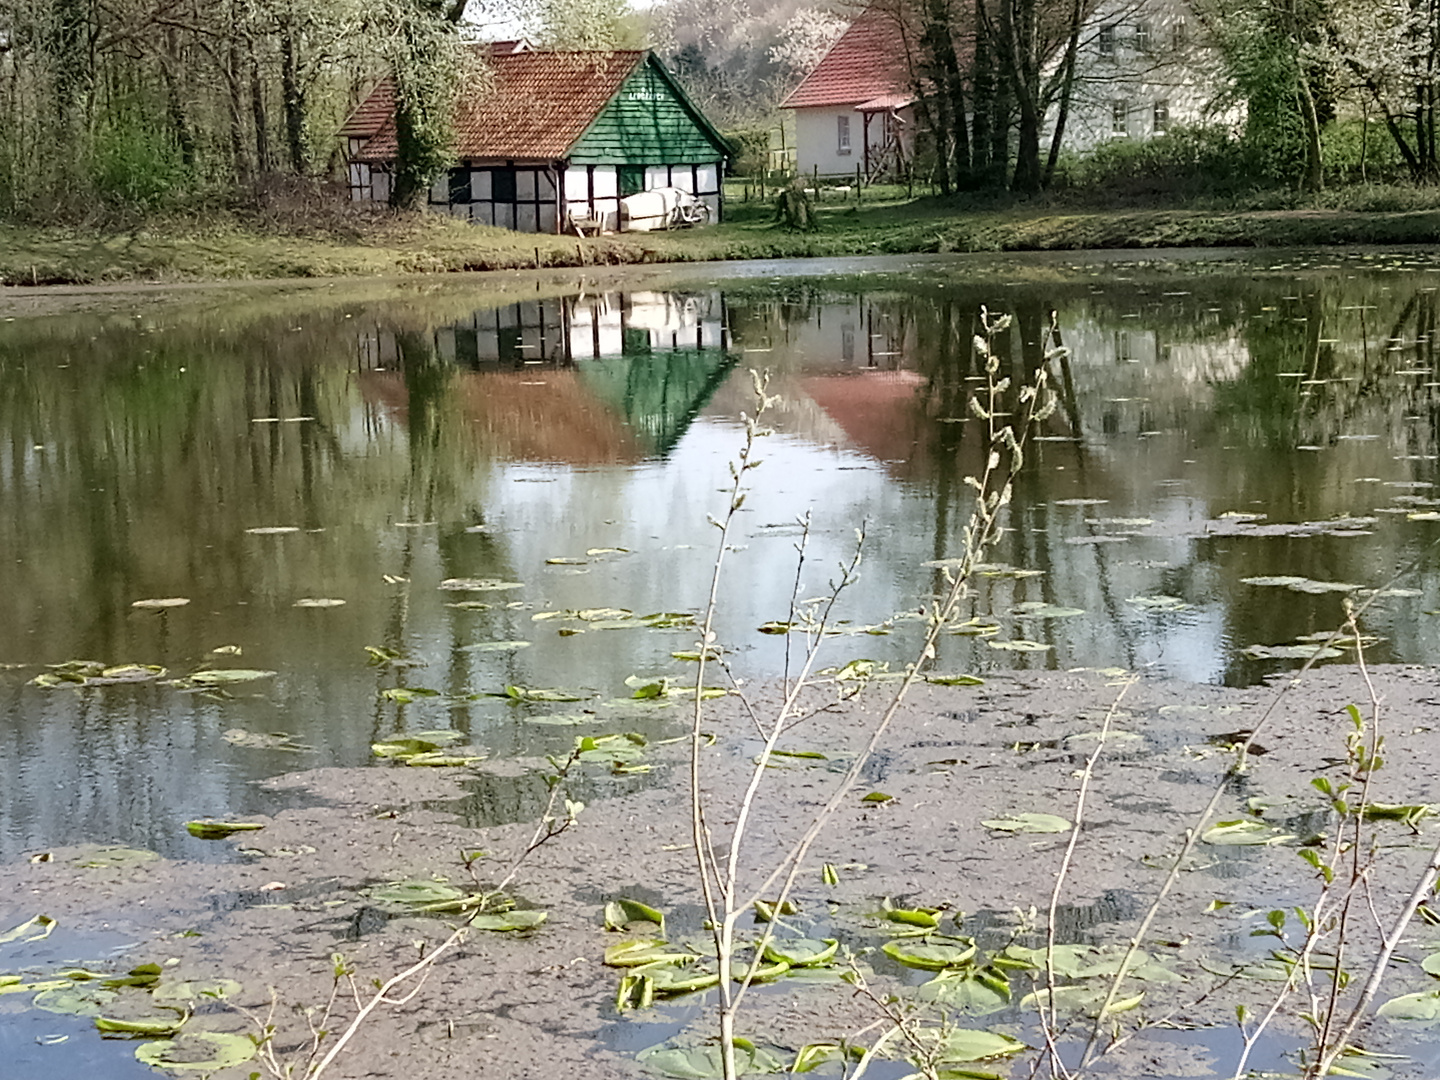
[568,55,730,166]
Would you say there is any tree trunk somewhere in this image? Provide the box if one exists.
[1041,0,1083,187]
[1296,67,1323,192]
[249,50,271,178]
[279,13,308,174]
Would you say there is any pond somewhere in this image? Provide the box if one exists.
[4,250,1440,868]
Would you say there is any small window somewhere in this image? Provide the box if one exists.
[837,114,852,154]
[1134,21,1150,52]
[1098,24,1115,56]
[1111,100,1129,135]
[1153,100,1170,134]
[447,168,472,204]
[1171,19,1188,50]
[491,167,517,203]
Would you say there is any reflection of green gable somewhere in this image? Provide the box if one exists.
[578,349,735,457]
[569,56,731,166]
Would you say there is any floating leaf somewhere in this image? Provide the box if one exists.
[293,598,345,608]
[578,733,647,766]
[637,1039,784,1078]
[861,791,893,804]
[603,939,696,967]
[1362,803,1434,825]
[546,557,589,565]
[244,526,299,535]
[1126,595,1192,612]
[369,880,468,907]
[762,938,839,967]
[152,979,242,1002]
[505,685,589,702]
[1011,602,1085,619]
[1243,643,1343,660]
[131,598,191,609]
[605,899,666,936]
[982,813,1070,834]
[33,985,119,1015]
[918,968,1012,1014]
[135,1032,256,1071]
[439,579,524,591]
[182,669,277,685]
[927,674,985,686]
[947,618,1001,637]
[882,907,940,930]
[1241,576,1361,594]
[0,914,55,945]
[460,641,530,652]
[882,939,978,971]
[1201,820,1296,846]
[986,639,1052,652]
[1379,990,1440,1021]
[97,1013,186,1037]
[470,910,547,931]
[184,821,265,840]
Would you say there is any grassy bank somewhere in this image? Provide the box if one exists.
[7,184,1440,287]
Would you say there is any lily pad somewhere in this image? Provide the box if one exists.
[637,1039,784,1078]
[96,1013,187,1036]
[469,910,547,931]
[1201,820,1296,846]
[152,979,243,1002]
[293,598,346,608]
[882,939,978,971]
[369,880,468,907]
[927,674,985,686]
[918,968,1012,1014]
[1379,990,1440,1021]
[603,939,697,967]
[986,639,1052,652]
[505,685,590,703]
[244,526,299,535]
[761,938,839,967]
[1241,576,1362,594]
[182,669,277,686]
[439,578,524,591]
[33,984,120,1015]
[130,598,191,609]
[605,898,665,935]
[134,1031,256,1071]
[1126,595,1192,612]
[460,641,531,652]
[184,821,265,840]
[1011,602,1085,619]
[982,812,1071,834]
[1243,643,1343,660]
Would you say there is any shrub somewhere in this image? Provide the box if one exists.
[1053,125,1254,199]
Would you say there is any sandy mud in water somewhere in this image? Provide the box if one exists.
[4,665,1440,1079]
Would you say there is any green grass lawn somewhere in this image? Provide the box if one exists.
[7,182,1440,287]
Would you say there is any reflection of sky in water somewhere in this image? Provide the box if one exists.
[4,262,1440,857]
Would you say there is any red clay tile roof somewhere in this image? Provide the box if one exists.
[350,48,646,163]
[339,79,394,139]
[781,6,912,110]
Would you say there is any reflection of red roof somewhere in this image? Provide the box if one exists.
[801,370,930,476]
[352,49,645,163]
[361,370,645,465]
[782,7,911,110]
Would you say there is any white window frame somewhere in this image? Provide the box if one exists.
[837,114,852,154]
[1111,99,1129,135]
[1098,24,1115,56]
[1153,100,1170,134]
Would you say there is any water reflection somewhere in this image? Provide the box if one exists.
[3,262,1440,858]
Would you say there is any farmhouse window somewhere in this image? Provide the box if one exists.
[1134,21,1151,51]
[1111,100,1128,134]
[1153,100,1170,133]
[1172,19,1188,50]
[491,167,517,203]
[1098,24,1115,56]
[837,115,852,154]
[448,168,472,204]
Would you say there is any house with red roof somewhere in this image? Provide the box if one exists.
[780,6,915,182]
[342,43,730,234]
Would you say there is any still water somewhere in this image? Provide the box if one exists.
[4,252,1440,861]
